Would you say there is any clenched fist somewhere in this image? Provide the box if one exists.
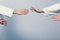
[14,9,29,15]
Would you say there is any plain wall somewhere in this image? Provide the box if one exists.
[0,0,60,40]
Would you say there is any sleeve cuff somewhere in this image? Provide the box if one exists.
[0,5,14,17]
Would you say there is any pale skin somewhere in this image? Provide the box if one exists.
[52,14,60,20]
[13,9,29,15]
[0,8,29,26]
[30,7,60,20]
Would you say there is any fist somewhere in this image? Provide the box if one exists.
[0,19,7,26]
[15,9,29,15]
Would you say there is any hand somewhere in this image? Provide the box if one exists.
[30,7,44,13]
[14,9,29,15]
[0,19,7,26]
[52,14,60,21]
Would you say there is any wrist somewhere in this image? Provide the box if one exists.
[13,9,18,14]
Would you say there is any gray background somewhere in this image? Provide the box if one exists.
[0,0,60,40]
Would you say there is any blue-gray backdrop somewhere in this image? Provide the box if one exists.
[0,0,60,40]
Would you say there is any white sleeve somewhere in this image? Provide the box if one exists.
[43,3,60,13]
[0,5,14,17]
[42,3,60,16]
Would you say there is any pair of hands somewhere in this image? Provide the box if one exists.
[14,7,44,15]
[16,7,60,21]
[0,7,60,26]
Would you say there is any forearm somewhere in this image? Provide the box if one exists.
[0,5,28,17]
